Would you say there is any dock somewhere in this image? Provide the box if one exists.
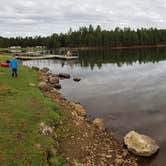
[15,54,79,60]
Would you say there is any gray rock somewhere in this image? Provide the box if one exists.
[124,131,160,157]
[59,73,70,79]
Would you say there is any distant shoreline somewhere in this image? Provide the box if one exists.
[59,44,166,51]
[1,44,166,53]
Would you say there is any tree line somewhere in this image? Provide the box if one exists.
[0,25,166,48]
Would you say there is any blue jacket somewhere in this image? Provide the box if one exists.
[10,59,18,69]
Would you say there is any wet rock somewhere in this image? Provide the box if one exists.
[73,77,81,82]
[59,73,70,79]
[32,66,39,71]
[39,81,52,91]
[40,67,49,73]
[93,118,105,131]
[124,131,160,157]
[49,76,59,84]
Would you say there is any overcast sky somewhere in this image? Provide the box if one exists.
[0,0,165,37]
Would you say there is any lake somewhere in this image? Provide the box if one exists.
[23,48,166,166]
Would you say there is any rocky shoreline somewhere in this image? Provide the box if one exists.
[32,66,158,166]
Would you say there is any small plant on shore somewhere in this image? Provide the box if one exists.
[49,155,65,166]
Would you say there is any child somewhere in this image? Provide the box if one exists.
[10,56,18,77]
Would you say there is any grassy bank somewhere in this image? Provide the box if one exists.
[0,55,64,165]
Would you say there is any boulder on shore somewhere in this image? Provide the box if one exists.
[59,73,70,79]
[51,74,59,77]
[39,81,52,91]
[53,83,61,90]
[39,76,49,83]
[93,118,105,131]
[49,76,59,84]
[73,77,81,82]
[46,72,52,76]
[40,67,49,73]
[124,131,160,157]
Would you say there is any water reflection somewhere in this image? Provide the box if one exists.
[79,48,166,69]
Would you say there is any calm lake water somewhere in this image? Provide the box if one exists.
[23,48,166,166]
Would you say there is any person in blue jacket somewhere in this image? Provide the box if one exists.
[10,56,18,77]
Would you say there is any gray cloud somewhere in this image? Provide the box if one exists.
[0,0,165,37]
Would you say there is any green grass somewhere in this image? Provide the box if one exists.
[49,156,65,166]
[0,55,63,166]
